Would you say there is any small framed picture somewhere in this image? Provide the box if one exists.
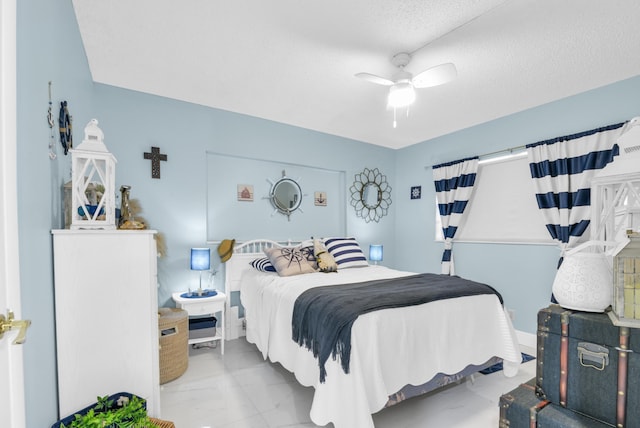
[314,191,327,206]
[237,184,254,201]
[410,186,421,200]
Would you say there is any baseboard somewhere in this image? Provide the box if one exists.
[516,329,536,351]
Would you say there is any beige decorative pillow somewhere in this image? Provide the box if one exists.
[314,239,338,273]
[264,246,317,277]
[298,243,319,270]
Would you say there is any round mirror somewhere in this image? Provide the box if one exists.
[270,177,302,219]
[362,182,381,209]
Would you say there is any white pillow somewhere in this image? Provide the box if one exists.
[322,237,369,269]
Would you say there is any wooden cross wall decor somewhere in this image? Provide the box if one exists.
[143,146,167,179]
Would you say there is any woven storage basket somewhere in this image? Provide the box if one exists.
[149,417,176,428]
[158,307,188,384]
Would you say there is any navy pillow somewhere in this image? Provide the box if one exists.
[250,257,276,272]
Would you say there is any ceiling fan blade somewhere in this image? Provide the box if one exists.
[355,72,394,86]
[412,63,457,89]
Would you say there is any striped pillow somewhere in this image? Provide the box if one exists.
[250,258,276,272]
[322,237,368,269]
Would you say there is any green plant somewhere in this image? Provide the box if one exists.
[61,394,159,428]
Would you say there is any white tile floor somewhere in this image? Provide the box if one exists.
[159,339,537,428]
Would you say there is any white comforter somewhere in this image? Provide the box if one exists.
[240,265,521,428]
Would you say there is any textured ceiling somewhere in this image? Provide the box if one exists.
[72,0,640,149]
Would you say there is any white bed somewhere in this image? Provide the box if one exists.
[224,239,521,428]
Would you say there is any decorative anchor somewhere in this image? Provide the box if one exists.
[47,81,57,160]
[143,146,167,179]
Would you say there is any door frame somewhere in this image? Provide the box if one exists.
[0,0,27,426]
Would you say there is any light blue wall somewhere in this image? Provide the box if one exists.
[206,153,347,241]
[17,1,95,427]
[17,2,394,426]
[394,75,640,334]
[15,1,640,426]
[90,84,398,308]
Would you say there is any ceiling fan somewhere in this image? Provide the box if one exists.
[355,52,457,126]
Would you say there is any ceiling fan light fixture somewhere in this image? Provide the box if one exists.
[387,82,415,108]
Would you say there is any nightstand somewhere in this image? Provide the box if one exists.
[172,291,225,354]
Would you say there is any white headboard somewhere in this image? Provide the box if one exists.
[222,239,302,339]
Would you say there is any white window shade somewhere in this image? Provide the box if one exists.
[441,153,553,244]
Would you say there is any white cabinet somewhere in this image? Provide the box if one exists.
[52,230,160,418]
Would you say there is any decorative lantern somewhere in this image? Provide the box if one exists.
[590,119,640,243]
[611,233,640,327]
[70,119,117,230]
[589,118,640,324]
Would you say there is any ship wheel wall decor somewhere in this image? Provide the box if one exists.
[349,167,392,223]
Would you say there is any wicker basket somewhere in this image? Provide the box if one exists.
[150,417,176,428]
[158,307,188,384]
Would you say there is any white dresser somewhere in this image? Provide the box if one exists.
[51,230,160,418]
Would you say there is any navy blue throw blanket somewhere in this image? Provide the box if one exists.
[291,273,503,382]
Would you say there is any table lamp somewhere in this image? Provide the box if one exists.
[369,244,383,265]
[190,247,210,296]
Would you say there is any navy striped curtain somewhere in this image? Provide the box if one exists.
[433,157,479,275]
[527,122,626,264]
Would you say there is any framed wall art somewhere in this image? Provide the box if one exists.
[237,184,254,201]
[314,191,327,206]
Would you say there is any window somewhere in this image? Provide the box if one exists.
[435,152,553,244]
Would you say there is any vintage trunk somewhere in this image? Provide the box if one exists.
[499,379,549,428]
[536,404,615,428]
[499,379,612,428]
[536,304,640,427]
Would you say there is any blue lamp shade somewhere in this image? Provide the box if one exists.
[369,244,383,263]
[190,248,211,271]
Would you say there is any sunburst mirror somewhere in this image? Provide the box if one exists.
[349,167,392,223]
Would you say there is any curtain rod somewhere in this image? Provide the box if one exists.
[477,144,527,160]
[426,117,636,169]
[425,144,527,169]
